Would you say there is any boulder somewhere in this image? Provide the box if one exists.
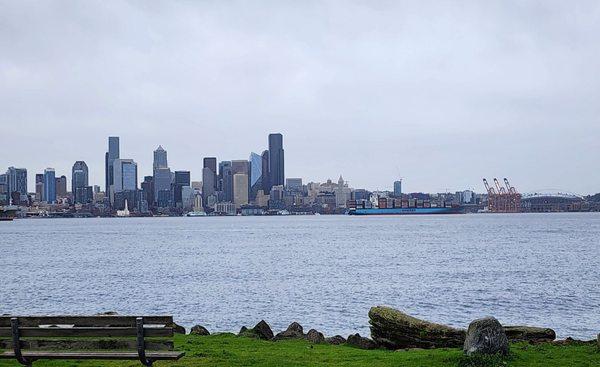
[306,329,325,344]
[190,325,210,336]
[347,333,378,350]
[369,306,466,349]
[326,335,347,345]
[169,322,186,335]
[463,317,509,356]
[238,320,274,340]
[274,322,304,340]
[503,326,555,343]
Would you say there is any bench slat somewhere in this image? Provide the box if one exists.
[0,339,173,351]
[0,351,184,360]
[0,327,173,338]
[0,316,173,327]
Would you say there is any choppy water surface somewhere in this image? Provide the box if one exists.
[1,213,599,339]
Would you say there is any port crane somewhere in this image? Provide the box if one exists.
[483,178,521,213]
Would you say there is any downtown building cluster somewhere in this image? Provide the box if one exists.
[1,133,515,217]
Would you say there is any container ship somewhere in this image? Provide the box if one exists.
[347,197,462,215]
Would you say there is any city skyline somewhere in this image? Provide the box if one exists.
[2,2,600,194]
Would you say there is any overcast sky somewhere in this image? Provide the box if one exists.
[1,1,599,194]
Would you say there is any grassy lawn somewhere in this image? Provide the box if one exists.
[1,333,598,366]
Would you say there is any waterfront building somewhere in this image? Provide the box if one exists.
[393,180,402,197]
[249,153,264,201]
[6,167,28,198]
[35,173,44,201]
[268,133,284,189]
[55,175,67,199]
[104,136,120,199]
[112,159,138,195]
[215,201,236,215]
[72,161,89,203]
[43,168,56,204]
[233,173,249,208]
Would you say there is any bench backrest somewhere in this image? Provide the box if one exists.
[0,316,175,352]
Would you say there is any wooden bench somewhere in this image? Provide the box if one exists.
[0,315,184,366]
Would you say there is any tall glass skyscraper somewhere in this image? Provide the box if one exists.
[153,145,168,172]
[249,153,263,201]
[105,136,120,196]
[203,157,217,191]
[6,167,28,196]
[72,161,89,204]
[113,159,137,192]
[268,133,284,189]
[152,145,171,206]
[43,168,56,204]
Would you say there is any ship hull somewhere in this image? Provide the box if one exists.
[348,207,462,215]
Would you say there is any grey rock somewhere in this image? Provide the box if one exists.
[238,320,274,340]
[274,322,304,340]
[190,325,210,336]
[369,306,466,349]
[463,317,509,356]
[326,335,347,345]
[503,325,556,343]
[306,329,325,344]
[347,333,378,350]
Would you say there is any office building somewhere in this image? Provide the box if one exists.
[233,173,249,208]
[141,176,154,207]
[202,167,216,208]
[153,145,168,172]
[268,133,284,189]
[153,167,172,205]
[220,163,233,202]
[181,186,194,211]
[286,178,303,191]
[6,167,28,197]
[35,173,44,201]
[218,161,231,191]
[173,171,191,206]
[112,159,137,193]
[393,180,402,197]
[75,186,93,204]
[55,175,67,199]
[203,157,217,191]
[231,160,249,175]
[43,168,56,204]
[72,161,89,203]
[104,136,120,197]
[249,153,264,201]
[261,150,270,194]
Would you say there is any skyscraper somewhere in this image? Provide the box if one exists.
[154,167,172,206]
[220,163,233,202]
[105,136,120,198]
[202,166,216,208]
[261,150,270,194]
[249,153,263,201]
[268,133,284,189]
[218,161,232,191]
[35,173,44,201]
[203,157,217,190]
[43,168,56,204]
[393,180,402,197]
[55,175,67,199]
[112,159,137,193]
[6,167,28,197]
[173,170,191,206]
[233,173,249,208]
[153,145,168,172]
[72,161,89,204]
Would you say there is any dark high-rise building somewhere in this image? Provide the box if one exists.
[6,167,28,197]
[203,157,217,190]
[219,162,233,202]
[152,145,171,206]
[172,171,190,205]
[72,161,89,203]
[141,176,154,208]
[268,133,284,189]
[43,168,56,204]
[55,175,67,199]
[393,180,402,197]
[261,150,270,194]
[105,136,120,198]
[75,186,93,204]
[202,167,216,208]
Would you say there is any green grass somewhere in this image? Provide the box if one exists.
[1,334,598,366]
